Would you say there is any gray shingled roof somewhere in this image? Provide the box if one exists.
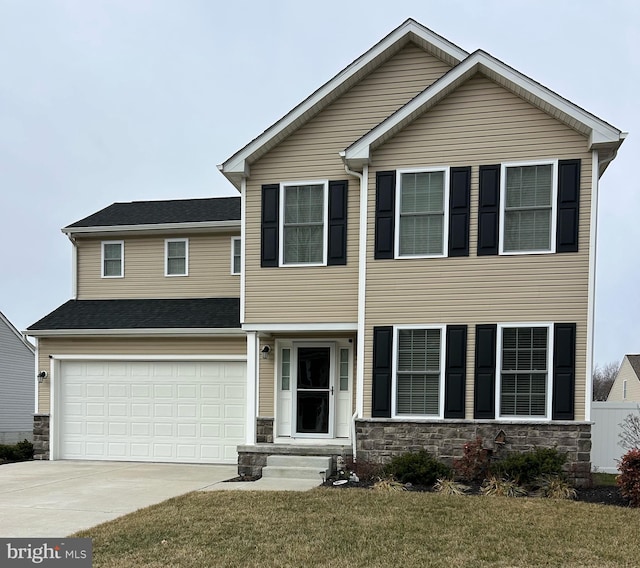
[27,298,240,330]
[628,355,640,378]
[66,197,240,229]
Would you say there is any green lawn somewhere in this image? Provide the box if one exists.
[76,488,640,568]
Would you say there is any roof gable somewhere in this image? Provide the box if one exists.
[219,19,468,189]
[342,50,625,176]
[0,310,35,353]
[64,197,240,235]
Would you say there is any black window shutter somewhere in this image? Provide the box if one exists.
[444,325,467,418]
[372,326,393,417]
[556,159,581,253]
[448,167,471,257]
[327,180,348,265]
[375,171,396,259]
[477,165,500,256]
[552,323,576,420]
[474,324,497,419]
[261,184,279,267]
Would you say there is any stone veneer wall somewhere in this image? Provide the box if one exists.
[33,414,50,460]
[256,417,274,444]
[355,419,592,486]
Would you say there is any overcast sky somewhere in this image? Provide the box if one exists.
[0,0,637,366]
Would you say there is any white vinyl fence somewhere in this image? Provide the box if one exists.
[591,402,640,473]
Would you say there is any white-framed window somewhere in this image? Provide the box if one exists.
[392,325,446,418]
[101,241,124,278]
[231,236,241,275]
[395,167,449,258]
[497,323,553,419]
[165,238,188,276]
[279,180,328,266]
[500,160,557,254]
[623,379,628,400]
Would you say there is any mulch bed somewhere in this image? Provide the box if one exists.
[321,478,630,507]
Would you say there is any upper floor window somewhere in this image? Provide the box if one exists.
[396,168,449,258]
[101,241,124,278]
[280,181,327,266]
[231,236,241,275]
[165,239,188,276]
[500,161,557,254]
[393,325,445,417]
[498,324,552,418]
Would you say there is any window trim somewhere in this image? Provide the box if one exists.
[499,160,558,255]
[101,240,124,278]
[495,322,554,421]
[391,324,446,419]
[394,167,450,259]
[231,236,241,275]
[164,238,189,277]
[278,180,329,267]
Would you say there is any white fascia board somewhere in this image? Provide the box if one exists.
[242,323,358,332]
[220,20,468,183]
[50,354,247,361]
[344,50,624,166]
[26,328,245,338]
[62,220,240,236]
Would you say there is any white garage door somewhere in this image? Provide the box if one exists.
[57,360,246,464]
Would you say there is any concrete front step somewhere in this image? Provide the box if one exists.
[261,455,332,480]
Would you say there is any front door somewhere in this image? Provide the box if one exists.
[295,345,333,437]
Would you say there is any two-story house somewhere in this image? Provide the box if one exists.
[28,20,625,484]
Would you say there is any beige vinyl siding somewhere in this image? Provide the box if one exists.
[36,336,246,413]
[77,232,240,299]
[245,45,451,323]
[608,357,640,402]
[363,74,593,421]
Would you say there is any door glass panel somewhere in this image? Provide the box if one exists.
[297,347,330,389]
[339,349,349,391]
[296,347,331,434]
[281,348,290,391]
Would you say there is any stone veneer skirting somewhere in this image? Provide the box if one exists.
[256,417,274,444]
[355,419,592,486]
[33,414,50,460]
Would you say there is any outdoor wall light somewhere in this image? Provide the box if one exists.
[261,345,272,359]
[37,371,48,383]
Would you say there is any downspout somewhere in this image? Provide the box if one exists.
[66,234,78,299]
[344,162,368,461]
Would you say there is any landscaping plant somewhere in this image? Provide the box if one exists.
[617,447,640,507]
[480,476,528,497]
[452,436,491,482]
[384,450,451,486]
[0,439,34,462]
[490,447,566,486]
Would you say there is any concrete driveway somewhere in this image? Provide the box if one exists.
[0,460,237,537]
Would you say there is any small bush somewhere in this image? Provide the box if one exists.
[384,450,451,486]
[453,436,491,482]
[533,475,577,500]
[434,478,469,495]
[372,478,406,492]
[0,439,34,462]
[480,476,527,497]
[346,458,385,484]
[490,447,566,485]
[617,448,640,507]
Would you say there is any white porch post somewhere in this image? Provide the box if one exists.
[246,331,257,444]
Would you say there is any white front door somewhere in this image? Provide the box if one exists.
[276,341,352,439]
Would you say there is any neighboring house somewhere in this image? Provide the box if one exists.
[607,356,640,402]
[28,20,625,484]
[0,310,35,443]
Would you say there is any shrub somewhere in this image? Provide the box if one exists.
[452,436,491,482]
[480,476,527,497]
[434,478,470,495]
[617,448,640,507]
[618,407,640,451]
[490,447,566,486]
[384,450,451,486]
[372,478,406,492]
[0,439,34,462]
[347,458,384,484]
[533,475,577,500]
